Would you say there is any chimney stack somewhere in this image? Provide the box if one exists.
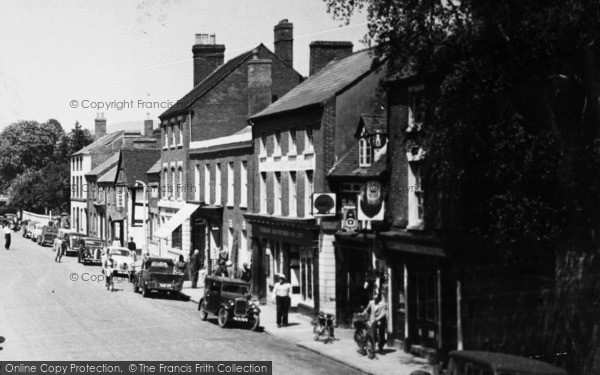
[95,112,106,140]
[274,19,293,68]
[309,41,353,76]
[144,113,153,137]
[247,49,272,117]
[192,33,225,87]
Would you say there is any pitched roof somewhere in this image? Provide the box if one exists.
[328,143,387,178]
[160,48,256,119]
[117,149,161,187]
[71,131,123,156]
[146,159,162,175]
[250,49,377,119]
[98,166,118,184]
[85,152,120,178]
[356,114,386,137]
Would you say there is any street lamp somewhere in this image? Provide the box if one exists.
[135,180,148,255]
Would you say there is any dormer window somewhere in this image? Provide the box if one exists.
[359,138,372,167]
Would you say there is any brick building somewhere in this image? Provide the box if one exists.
[153,20,302,270]
[246,46,387,314]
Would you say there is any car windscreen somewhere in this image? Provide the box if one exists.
[147,261,170,268]
[85,240,104,247]
[221,284,248,295]
[109,249,130,257]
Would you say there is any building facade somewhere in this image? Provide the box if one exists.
[247,46,388,314]
[153,20,302,272]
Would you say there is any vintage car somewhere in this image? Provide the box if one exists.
[53,229,85,256]
[30,223,46,243]
[445,351,568,375]
[105,247,137,276]
[37,225,58,246]
[198,275,260,331]
[5,214,17,224]
[77,237,105,265]
[23,221,38,238]
[132,257,185,297]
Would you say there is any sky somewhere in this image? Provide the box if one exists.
[0,0,368,133]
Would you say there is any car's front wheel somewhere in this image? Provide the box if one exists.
[199,300,209,321]
[142,287,149,298]
[248,314,260,331]
[217,307,229,328]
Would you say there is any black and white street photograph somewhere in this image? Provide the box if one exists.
[0,1,599,375]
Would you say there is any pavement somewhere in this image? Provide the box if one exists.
[181,282,434,375]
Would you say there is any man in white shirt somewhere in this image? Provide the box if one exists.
[272,273,292,328]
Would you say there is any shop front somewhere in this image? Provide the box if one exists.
[244,214,318,311]
[191,205,223,274]
[380,230,457,361]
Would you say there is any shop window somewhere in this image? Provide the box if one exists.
[172,225,182,249]
[300,248,314,302]
[416,271,438,323]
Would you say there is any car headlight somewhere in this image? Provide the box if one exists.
[229,301,235,306]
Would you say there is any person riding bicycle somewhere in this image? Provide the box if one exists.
[102,252,116,290]
[358,288,388,356]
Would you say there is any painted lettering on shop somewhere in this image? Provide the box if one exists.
[257,226,304,239]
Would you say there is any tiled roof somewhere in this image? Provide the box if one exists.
[71,131,123,156]
[118,149,161,187]
[160,48,256,118]
[85,152,120,178]
[146,159,162,175]
[98,166,118,184]
[329,143,387,178]
[250,49,377,119]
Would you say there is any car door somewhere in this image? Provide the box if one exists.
[206,281,221,313]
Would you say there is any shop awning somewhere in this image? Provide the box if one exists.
[153,203,199,239]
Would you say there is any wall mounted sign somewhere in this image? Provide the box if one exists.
[312,193,336,217]
[342,205,358,231]
[358,181,385,221]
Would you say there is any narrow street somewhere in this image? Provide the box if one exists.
[0,233,362,375]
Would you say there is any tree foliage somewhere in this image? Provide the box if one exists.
[326,0,600,371]
[0,119,93,213]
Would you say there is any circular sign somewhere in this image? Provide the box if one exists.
[314,194,335,215]
[346,218,356,227]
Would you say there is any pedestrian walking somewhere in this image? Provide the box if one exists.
[360,288,388,356]
[4,228,11,250]
[239,262,252,283]
[273,274,292,328]
[190,249,201,288]
[56,235,67,262]
[127,236,137,251]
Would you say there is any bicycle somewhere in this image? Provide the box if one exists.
[353,312,377,359]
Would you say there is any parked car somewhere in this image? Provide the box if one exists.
[444,351,568,375]
[78,237,105,265]
[30,223,45,243]
[23,221,38,238]
[5,214,17,224]
[37,225,58,246]
[198,275,260,331]
[106,247,136,277]
[132,257,185,298]
[53,229,85,256]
